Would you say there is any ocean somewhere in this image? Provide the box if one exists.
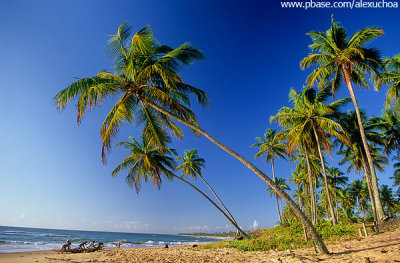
[0,226,220,253]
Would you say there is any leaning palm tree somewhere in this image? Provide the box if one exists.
[251,129,286,221]
[54,23,328,253]
[271,86,349,225]
[300,16,387,221]
[267,177,291,224]
[375,55,400,111]
[175,149,245,236]
[113,136,247,237]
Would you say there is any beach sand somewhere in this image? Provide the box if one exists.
[1,226,399,263]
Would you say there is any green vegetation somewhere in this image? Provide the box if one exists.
[202,222,357,251]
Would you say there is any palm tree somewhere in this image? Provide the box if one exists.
[337,188,356,222]
[391,153,400,196]
[113,136,247,237]
[300,16,387,221]
[326,167,348,220]
[337,110,388,222]
[54,23,329,254]
[112,135,175,193]
[370,109,400,156]
[267,177,291,223]
[291,150,322,224]
[375,55,400,111]
[380,185,398,217]
[251,129,286,221]
[271,86,349,225]
[349,180,368,220]
[175,149,245,236]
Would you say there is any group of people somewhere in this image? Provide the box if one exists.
[59,239,104,253]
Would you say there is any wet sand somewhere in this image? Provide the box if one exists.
[1,226,399,262]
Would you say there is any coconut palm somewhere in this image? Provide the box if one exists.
[380,185,398,217]
[112,136,176,193]
[391,153,400,196]
[370,109,400,156]
[375,55,400,111]
[337,110,387,222]
[337,188,356,222]
[55,23,329,254]
[251,129,287,221]
[175,149,245,236]
[349,180,369,220]
[326,167,348,220]
[292,150,322,224]
[300,16,387,221]
[267,177,291,223]
[271,86,349,225]
[113,136,247,237]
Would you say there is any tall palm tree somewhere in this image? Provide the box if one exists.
[251,129,286,221]
[375,55,400,111]
[370,109,400,156]
[337,110,387,222]
[267,177,291,223]
[175,149,244,236]
[291,150,322,224]
[54,23,329,254]
[300,16,387,221]
[271,86,349,225]
[326,167,348,220]
[113,136,247,237]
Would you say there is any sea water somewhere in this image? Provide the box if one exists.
[0,226,219,253]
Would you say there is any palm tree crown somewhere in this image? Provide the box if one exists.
[251,129,286,163]
[300,16,383,92]
[112,136,176,193]
[54,22,208,162]
[175,149,206,179]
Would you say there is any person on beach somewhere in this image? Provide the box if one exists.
[78,241,87,249]
[59,239,71,253]
[116,242,120,248]
[87,241,95,249]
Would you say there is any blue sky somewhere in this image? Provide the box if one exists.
[0,0,399,234]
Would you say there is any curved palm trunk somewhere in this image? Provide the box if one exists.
[198,175,238,225]
[145,100,329,254]
[172,174,248,237]
[342,68,386,221]
[312,127,337,225]
[272,160,282,222]
[304,149,317,225]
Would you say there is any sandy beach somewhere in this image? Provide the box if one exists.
[1,226,399,263]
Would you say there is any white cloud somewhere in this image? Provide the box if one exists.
[114,221,141,230]
[250,220,259,230]
[187,225,210,232]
